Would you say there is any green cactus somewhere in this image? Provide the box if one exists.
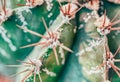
[0,0,120,82]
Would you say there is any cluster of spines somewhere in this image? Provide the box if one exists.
[77,0,120,82]
[1,0,120,82]
[2,0,81,82]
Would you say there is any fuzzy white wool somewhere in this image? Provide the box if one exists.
[97,28,110,35]
[0,8,12,24]
[85,0,99,10]
[33,59,42,67]
[94,15,111,35]
[47,32,60,48]
[32,59,42,74]
[61,3,78,18]
[48,40,59,48]
[42,68,56,76]
[94,15,110,28]
[4,8,13,17]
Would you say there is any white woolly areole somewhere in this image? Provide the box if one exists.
[94,15,111,35]
[34,0,44,6]
[61,3,78,18]
[47,32,60,48]
[0,8,12,24]
[33,59,42,67]
[97,28,110,35]
[94,15,110,28]
[32,59,42,74]
[84,0,100,10]
[106,53,114,69]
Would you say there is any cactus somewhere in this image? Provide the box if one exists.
[0,0,120,82]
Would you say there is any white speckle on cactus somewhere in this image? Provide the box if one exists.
[0,48,10,58]
[76,50,84,56]
[45,0,53,11]
[91,11,99,19]
[100,1,104,11]
[48,13,53,18]
[16,8,29,26]
[83,67,103,75]
[115,30,120,36]
[89,39,104,47]
[77,38,104,56]
[42,68,56,76]
[0,26,17,51]
[49,20,54,25]
[59,47,65,64]
[100,12,104,15]
[78,47,93,56]
[16,7,31,14]
[100,1,104,5]
[78,24,84,29]
[112,35,115,39]
[7,34,11,38]
[87,15,91,19]
[87,13,90,16]
[27,38,31,42]
[83,11,99,23]
[100,6,104,10]
[25,79,30,82]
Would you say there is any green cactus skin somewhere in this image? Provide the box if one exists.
[0,0,120,82]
